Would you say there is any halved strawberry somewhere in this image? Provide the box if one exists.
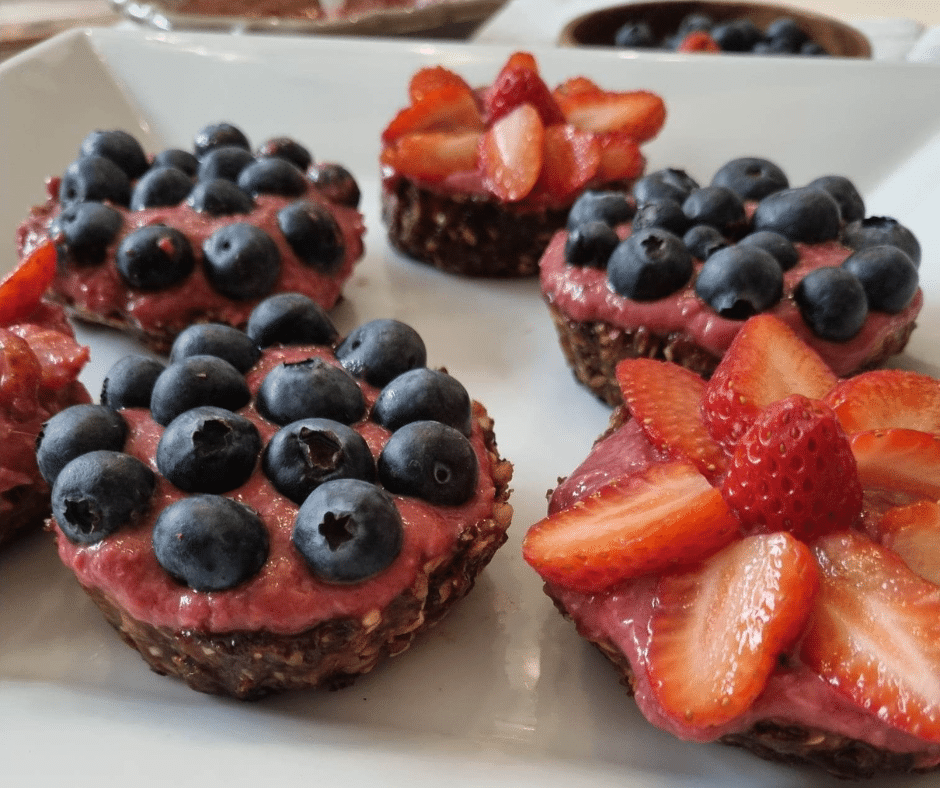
[676,31,721,53]
[381,130,481,183]
[824,369,940,435]
[594,131,645,182]
[703,315,838,451]
[0,241,57,327]
[722,395,862,540]
[381,84,483,144]
[876,500,940,586]
[801,531,940,742]
[484,62,565,127]
[408,65,473,104]
[7,323,89,391]
[0,328,42,420]
[531,124,600,201]
[851,428,940,499]
[555,90,666,142]
[648,532,818,729]
[479,103,544,203]
[615,357,728,481]
[522,460,739,592]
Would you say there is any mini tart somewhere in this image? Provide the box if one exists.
[17,124,365,354]
[46,301,512,699]
[380,51,666,277]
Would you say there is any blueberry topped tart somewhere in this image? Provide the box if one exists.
[41,293,513,699]
[17,123,365,353]
[540,157,922,405]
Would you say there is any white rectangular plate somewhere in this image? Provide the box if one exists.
[1,27,940,788]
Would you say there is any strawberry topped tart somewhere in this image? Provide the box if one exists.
[17,123,365,353]
[381,51,666,277]
[0,243,90,547]
[524,314,940,778]
[542,158,922,404]
[41,292,512,698]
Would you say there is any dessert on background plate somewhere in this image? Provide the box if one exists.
[41,292,512,698]
[542,157,922,404]
[381,50,665,277]
[0,242,90,548]
[524,314,940,779]
[17,122,365,354]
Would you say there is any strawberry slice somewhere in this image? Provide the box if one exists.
[0,328,42,420]
[531,124,600,201]
[851,428,940,499]
[615,357,728,481]
[555,90,666,142]
[802,531,940,742]
[7,324,89,391]
[676,31,721,53]
[552,76,603,101]
[479,103,544,203]
[381,84,483,144]
[876,500,940,585]
[484,62,565,127]
[408,65,473,104]
[503,51,539,74]
[649,532,818,729]
[824,369,940,435]
[381,130,481,183]
[0,241,57,327]
[722,395,862,540]
[594,131,645,182]
[522,460,739,592]
[703,315,838,451]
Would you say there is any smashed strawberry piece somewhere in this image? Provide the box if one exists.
[825,369,940,435]
[876,500,940,585]
[7,324,90,391]
[408,65,474,104]
[523,460,739,592]
[0,328,43,420]
[381,130,481,183]
[381,83,483,144]
[556,90,666,142]
[649,532,818,729]
[802,531,940,742]
[480,103,544,202]
[594,131,645,182]
[676,31,721,53]
[0,241,57,327]
[531,125,600,201]
[485,63,565,127]
[851,428,940,499]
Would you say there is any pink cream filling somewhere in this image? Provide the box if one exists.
[546,419,940,765]
[539,227,922,378]
[54,346,499,635]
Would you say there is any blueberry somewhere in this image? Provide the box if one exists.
[245,292,339,347]
[764,17,808,52]
[566,190,634,230]
[677,12,713,35]
[193,122,250,158]
[202,223,281,300]
[632,199,690,236]
[614,21,656,48]
[197,145,256,183]
[277,201,346,273]
[79,130,148,179]
[170,323,261,372]
[378,421,477,506]
[683,224,729,261]
[101,355,166,410]
[308,162,361,208]
[801,41,827,56]
[152,148,199,177]
[263,418,375,504]
[149,355,250,426]
[606,227,693,301]
[237,157,307,197]
[695,245,783,319]
[564,221,618,268]
[843,216,921,267]
[682,186,745,234]
[753,39,794,56]
[794,267,868,341]
[49,201,122,266]
[292,479,402,584]
[807,176,865,223]
[633,169,699,205]
[752,186,841,243]
[842,245,919,313]
[186,178,254,216]
[152,495,268,591]
[738,230,799,271]
[711,157,788,201]
[372,367,473,435]
[59,155,131,207]
[256,136,312,171]
[256,357,365,426]
[52,451,155,545]
[130,167,193,211]
[157,406,261,493]
[116,225,195,291]
[711,19,762,51]
[36,404,128,485]
[336,319,427,388]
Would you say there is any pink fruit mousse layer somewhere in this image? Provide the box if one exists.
[53,346,500,636]
[17,177,364,336]
[547,418,940,766]
[539,228,923,378]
